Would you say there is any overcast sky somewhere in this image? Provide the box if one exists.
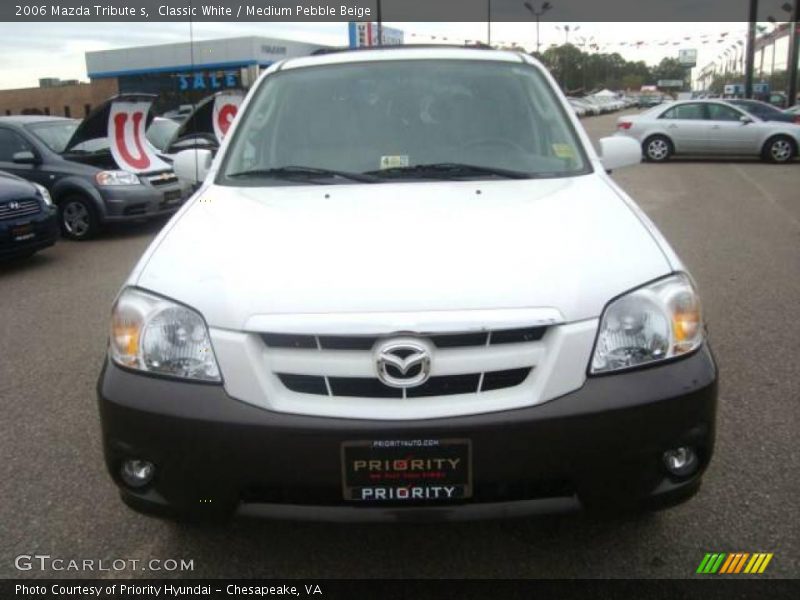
[0,21,760,90]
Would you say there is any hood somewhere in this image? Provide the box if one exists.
[0,170,37,200]
[63,93,156,153]
[165,90,245,154]
[136,175,672,331]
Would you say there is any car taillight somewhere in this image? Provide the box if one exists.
[794,115,800,124]
[618,121,633,130]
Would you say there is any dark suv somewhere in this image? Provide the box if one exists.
[0,102,189,240]
[0,169,58,259]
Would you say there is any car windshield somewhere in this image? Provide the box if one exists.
[25,120,79,153]
[220,59,589,185]
[146,119,179,151]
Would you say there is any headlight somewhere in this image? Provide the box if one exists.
[96,170,140,186]
[109,287,221,382]
[33,183,52,206]
[590,273,704,374]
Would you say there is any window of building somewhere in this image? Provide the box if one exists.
[64,106,71,118]
[84,104,91,116]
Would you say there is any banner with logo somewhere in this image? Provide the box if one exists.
[108,101,169,173]
[212,93,243,142]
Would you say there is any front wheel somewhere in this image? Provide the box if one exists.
[762,136,796,164]
[643,135,672,162]
[59,195,99,240]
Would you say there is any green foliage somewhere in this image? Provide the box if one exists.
[535,44,689,92]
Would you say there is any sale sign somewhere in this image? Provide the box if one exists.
[108,101,169,173]
[212,93,243,142]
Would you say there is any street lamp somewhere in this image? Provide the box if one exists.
[523,2,552,55]
[556,24,579,45]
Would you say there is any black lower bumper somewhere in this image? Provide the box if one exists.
[0,209,58,259]
[97,345,717,522]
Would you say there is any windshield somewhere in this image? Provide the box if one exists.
[25,120,79,153]
[146,118,179,150]
[219,59,589,185]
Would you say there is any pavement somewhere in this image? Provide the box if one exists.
[1,110,798,579]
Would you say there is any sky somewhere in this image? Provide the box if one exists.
[0,21,766,90]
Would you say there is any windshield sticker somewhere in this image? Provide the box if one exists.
[552,144,576,160]
[380,155,409,170]
[108,101,169,173]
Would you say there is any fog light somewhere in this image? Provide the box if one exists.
[120,459,155,488]
[663,446,698,477]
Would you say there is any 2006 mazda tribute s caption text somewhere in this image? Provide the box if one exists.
[97,47,717,521]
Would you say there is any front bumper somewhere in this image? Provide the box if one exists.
[97,345,717,522]
[0,207,58,259]
[98,182,190,223]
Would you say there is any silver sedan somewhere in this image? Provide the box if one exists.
[616,99,800,163]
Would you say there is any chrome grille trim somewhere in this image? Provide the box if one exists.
[0,199,41,221]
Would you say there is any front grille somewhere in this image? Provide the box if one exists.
[262,327,546,351]
[278,368,531,398]
[145,170,179,187]
[0,198,40,221]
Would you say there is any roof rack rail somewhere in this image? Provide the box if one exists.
[310,43,497,56]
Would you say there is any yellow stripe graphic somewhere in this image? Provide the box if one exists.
[758,553,773,573]
[744,554,761,573]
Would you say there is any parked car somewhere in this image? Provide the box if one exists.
[617,99,800,163]
[638,94,664,109]
[0,169,58,260]
[785,104,800,116]
[567,97,587,117]
[727,99,800,125]
[0,97,190,240]
[146,117,180,152]
[99,47,716,522]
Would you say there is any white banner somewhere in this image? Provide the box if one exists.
[108,101,169,173]
[212,93,243,142]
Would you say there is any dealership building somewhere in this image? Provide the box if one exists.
[0,36,328,117]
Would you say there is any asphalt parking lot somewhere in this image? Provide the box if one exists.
[1,110,798,579]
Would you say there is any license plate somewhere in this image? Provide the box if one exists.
[341,439,472,503]
[11,224,34,242]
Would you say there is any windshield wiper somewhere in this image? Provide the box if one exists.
[226,166,382,184]
[364,163,533,180]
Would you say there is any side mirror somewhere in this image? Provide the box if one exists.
[12,150,38,165]
[172,148,213,184]
[739,116,753,125]
[598,136,642,172]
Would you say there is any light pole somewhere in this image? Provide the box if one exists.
[745,0,757,98]
[523,2,552,55]
[787,0,799,105]
[556,24,579,45]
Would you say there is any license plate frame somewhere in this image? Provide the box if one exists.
[341,439,472,503]
[11,223,35,242]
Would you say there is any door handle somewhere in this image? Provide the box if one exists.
[711,125,721,129]
[667,124,678,129]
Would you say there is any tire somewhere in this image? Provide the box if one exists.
[58,195,100,240]
[643,135,673,162]
[762,135,796,164]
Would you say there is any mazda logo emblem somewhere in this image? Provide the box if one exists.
[374,338,432,389]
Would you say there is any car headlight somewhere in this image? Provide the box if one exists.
[109,287,221,382]
[33,183,52,206]
[96,170,140,186]
[590,273,704,374]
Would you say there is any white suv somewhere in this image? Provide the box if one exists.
[98,47,717,521]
